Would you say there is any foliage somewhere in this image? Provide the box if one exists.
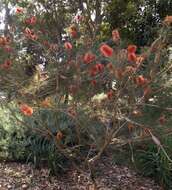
[135,137,172,189]
[107,0,172,46]
[0,1,172,184]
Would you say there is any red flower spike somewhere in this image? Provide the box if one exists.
[25,18,31,25]
[91,80,97,86]
[56,131,63,141]
[128,53,137,62]
[107,90,113,99]
[83,52,96,64]
[95,63,104,72]
[89,67,98,77]
[100,44,113,57]
[16,7,23,14]
[0,36,10,46]
[135,75,148,86]
[127,45,137,53]
[25,16,37,25]
[64,42,72,50]
[1,60,12,69]
[24,28,38,40]
[30,16,37,25]
[20,104,33,116]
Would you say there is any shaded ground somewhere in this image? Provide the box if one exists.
[0,158,162,190]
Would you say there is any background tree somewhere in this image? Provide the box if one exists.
[106,0,172,46]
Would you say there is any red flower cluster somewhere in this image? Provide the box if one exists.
[0,36,10,46]
[64,42,72,50]
[25,16,37,25]
[24,28,38,40]
[1,60,12,69]
[89,63,104,76]
[91,80,97,86]
[135,75,149,86]
[69,25,77,38]
[20,104,33,116]
[100,44,113,57]
[127,45,137,62]
[16,7,23,14]
[107,90,113,99]
[83,52,96,64]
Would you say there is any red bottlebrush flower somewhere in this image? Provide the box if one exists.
[56,131,63,141]
[83,52,96,64]
[127,45,137,53]
[91,80,96,86]
[69,25,77,38]
[89,66,98,77]
[1,59,12,69]
[25,18,31,25]
[24,28,34,36]
[70,30,77,38]
[64,42,72,50]
[16,7,23,14]
[107,90,113,99]
[20,104,33,116]
[135,75,148,86]
[0,36,10,46]
[31,34,38,40]
[95,63,104,72]
[30,16,37,25]
[158,115,166,125]
[74,15,83,22]
[100,44,113,57]
[24,28,38,40]
[25,16,37,25]
[112,29,120,42]
[128,53,137,62]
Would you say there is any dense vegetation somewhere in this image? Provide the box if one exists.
[0,0,172,189]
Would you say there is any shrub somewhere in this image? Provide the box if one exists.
[135,137,172,189]
[0,3,172,182]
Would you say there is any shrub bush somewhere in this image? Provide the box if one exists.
[0,3,172,184]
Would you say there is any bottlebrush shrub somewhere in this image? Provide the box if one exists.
[0,11,172,169]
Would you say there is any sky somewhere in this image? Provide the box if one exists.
[0,9,5,30]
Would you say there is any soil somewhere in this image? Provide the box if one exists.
[0,157,162,190]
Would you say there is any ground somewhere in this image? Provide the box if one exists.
[0,156,162,190]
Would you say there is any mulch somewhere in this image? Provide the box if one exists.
[0,158,162,190]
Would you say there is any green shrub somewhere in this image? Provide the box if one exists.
[135,138,172,189]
